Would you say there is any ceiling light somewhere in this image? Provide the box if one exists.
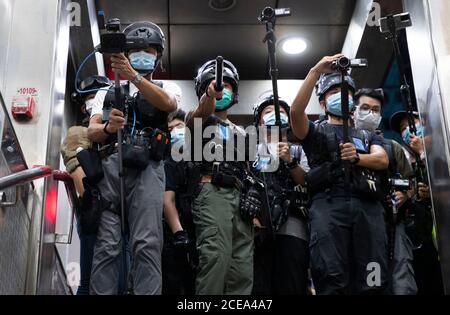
[282,38,308,55]
[209,0,236,12]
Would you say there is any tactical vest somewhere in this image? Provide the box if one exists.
[197,115,246,172]
[103,81,168,134]
[308,121,370,170]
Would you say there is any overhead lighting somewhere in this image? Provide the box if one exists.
[209,0,236,12]
[282,38,308,55]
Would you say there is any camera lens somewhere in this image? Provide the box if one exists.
[338,57,350,68]
[262,7,275,19]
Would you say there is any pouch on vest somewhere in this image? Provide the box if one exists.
[122,135,150,170]
[79,178,104,235]
[305,162,336,194]
[76,148,104,185]
[150,129,170,161]
[351,166,384,200]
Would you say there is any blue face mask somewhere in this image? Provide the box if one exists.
[262,111,289,126]
[129,51,157,75]
[216,89,233,111]
[170,127,185,145]
[402,124,424,145]
[326,93,354,117]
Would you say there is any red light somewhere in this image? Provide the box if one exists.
[44,187,58,225]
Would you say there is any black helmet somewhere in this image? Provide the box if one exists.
[79,75,110,92]
[389,110,419,133]
[253,93,290,126]
[73,75,110,104]
[123,21,165,58]
[315,72,356,100]
[194,59,239,104]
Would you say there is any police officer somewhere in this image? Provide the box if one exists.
[87,21,181,295]
[185,58,255,295]
[162,109,196,295]
[353,88,417,295]
[61,75,110,295]
[251,94,310,295]
[290,54,390,294]
[389,111,444,295]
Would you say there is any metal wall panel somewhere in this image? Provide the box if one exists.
[0,0,13,91]
[403,0,450,293]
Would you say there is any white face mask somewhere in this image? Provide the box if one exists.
[354,107,382,131]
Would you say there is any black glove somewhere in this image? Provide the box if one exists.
[240,186,262,221]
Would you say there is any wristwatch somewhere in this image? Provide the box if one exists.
[131,73,143,86]
[286,157,299,170]
[351,153,360,165]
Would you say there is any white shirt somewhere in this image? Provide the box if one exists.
[87,80,182,118]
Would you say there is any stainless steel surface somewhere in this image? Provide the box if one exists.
[0,89,33,294]
[53,171,78,246]
[0,166,52,190]
[0,0,13,91]
[342,0,373,59]
[37,0,71,294]
[403,0,450,293]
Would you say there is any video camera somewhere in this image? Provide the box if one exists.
[331,56,368,72]
[389,178,411,192]
[379,12,412,35]
[258,7,291,23]
[97,16,148,54]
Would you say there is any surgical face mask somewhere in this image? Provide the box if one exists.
[402,124,425,145]
[262,111,289,126]
[215,89,233,111]
[326,92,354,117]
[170,127,185,145]
[354,108,382,131]
[129,51,157,75]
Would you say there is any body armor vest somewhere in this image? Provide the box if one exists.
[103,81,168,134]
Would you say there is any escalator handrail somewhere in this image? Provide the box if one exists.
[0,165,53,190]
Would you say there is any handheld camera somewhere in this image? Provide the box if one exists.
[97,16,148,54]
[331,56,368,72]
[379,12,412,35]
[258,7,291,23]
[389,178,411,192]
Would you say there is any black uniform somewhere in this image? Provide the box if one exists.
[303,121,388,295]
[162,157,196,295]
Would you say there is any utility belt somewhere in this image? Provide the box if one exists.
[199,161,243,190]
[306,161,384,201]
[100,128,170,169]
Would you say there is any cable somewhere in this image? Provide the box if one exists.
[74,48,112,94]
[131,109,136,136]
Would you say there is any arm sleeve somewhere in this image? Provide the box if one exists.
[300,121,315,158]
[89,89,108,118]
[163,81,182,110]
[392,140,415,178]
[369,132,384,147]
[164,161,178,192]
